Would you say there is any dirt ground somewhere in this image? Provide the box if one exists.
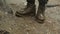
[0,0,60,34]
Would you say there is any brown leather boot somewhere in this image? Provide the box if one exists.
[35,0,48,23]
[15,4,36,17]
[35,6,45,23]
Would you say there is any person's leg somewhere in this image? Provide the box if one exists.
[35,0,48,23]
[15,0,36,17]
[27,0,35,5]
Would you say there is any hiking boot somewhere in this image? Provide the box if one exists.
[35,6,45,23]
[15,4,36,17]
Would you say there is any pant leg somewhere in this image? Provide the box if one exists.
[37,0,48,13]
[37,0,46,15]
[27,0,35,4]
[38,0,48,6]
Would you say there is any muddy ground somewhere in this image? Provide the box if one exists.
[0,0,60,34]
